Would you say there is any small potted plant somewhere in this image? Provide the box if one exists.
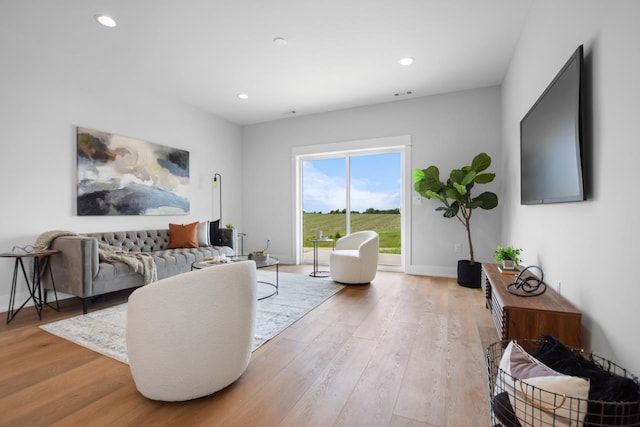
[494,245,522,270]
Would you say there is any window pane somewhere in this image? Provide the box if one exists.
[302,158,346,262]
[350,153,401,264]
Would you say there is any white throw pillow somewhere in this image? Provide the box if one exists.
[496,341,590,427]
[197,221,210,246]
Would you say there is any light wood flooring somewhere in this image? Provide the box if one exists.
[0,265,498,426]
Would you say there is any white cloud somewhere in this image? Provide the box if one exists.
[302,162,345,212]
[303,162,400,213]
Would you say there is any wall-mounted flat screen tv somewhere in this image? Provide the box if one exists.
[520,45,585,205]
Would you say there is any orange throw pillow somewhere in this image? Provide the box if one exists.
[168,222,199,249]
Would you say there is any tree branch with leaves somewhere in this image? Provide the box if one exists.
[413,152,498,264]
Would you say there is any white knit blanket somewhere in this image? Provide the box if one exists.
[97,242,157,285]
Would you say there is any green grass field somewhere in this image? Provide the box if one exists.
[303,213,401,254]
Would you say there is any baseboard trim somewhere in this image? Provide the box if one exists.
[405,265,456,278]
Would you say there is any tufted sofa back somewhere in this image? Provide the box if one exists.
[84,229,171,253]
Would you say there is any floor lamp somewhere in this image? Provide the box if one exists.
[213,173,222,224]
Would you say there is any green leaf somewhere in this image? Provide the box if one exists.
[466,199,482,209]
[449,168,466,184]
[453,182,467,196]
[474,172,495,184]
[412,168,425,183]
[424,190,445,203]
[442,202,459,218]
[471,152,491,172]
[423,165,441,183]
[473,192,498,210]
[460,171,477,186]
[414,166,443,193]
[445,188,460,200]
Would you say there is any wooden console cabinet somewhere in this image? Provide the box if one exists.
[481,263,582,348]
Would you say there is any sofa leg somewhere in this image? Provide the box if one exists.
[82,298,88,315]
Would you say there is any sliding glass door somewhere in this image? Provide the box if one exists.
[300,149,402,267]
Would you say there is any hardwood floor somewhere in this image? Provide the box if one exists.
[0,265,498,426]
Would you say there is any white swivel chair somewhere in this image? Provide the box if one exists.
[330,230,379,284]
[126,260,257,401]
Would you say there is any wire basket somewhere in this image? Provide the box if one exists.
[486,340,640,426]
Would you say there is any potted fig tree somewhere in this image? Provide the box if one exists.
[413,152,498,288]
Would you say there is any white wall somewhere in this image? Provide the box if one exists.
[242,87,503,274]
[0,28,243,311]
[502,0,640,373]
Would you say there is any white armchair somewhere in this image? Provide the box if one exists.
[126,260,257,401]
[330,231,379,284]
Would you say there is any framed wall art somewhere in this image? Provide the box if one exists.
[76,127,190,216]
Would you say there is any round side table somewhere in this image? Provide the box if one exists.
[309,238,334,278]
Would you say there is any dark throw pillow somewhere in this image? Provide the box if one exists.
[209,219,224,246]
[533,335,640,425]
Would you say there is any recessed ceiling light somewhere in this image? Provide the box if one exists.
[237,93,249,100]
[95,14,117,28]
[273,37,287,46]
[399,57,414,66]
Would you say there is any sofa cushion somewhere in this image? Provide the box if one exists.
[532,335,640,425]
[168,222,199,249]
[152,247,220,279]
[197,221,210,246]
[86,230,171,252]
[95,247,222,284]
[209,219,224,246]
[497,340,590,426]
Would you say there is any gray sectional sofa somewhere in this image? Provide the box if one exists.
[43,228,236,314]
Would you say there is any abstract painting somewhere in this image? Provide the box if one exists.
[76,127,190,216]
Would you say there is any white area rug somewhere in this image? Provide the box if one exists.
[40,271,344,364]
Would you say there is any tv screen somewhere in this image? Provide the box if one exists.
[520,45,585,205]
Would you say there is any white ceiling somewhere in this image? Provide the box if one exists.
[1,0,532,125]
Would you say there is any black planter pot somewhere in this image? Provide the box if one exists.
[457,260,482,288]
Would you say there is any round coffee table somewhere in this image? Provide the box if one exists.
[192,255,279,300]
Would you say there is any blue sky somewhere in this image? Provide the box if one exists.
[303,152,401,213]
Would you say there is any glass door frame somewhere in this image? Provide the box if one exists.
[293,135,412,272]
